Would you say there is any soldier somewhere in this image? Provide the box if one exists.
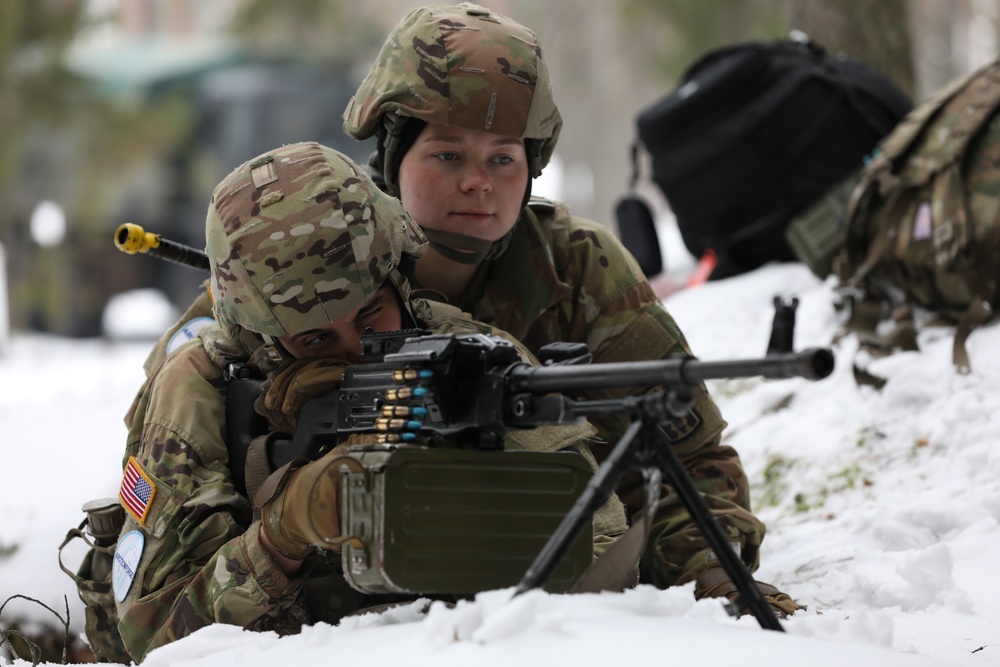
[340,2,798,612]
[111,142,627,662]
[130,1,796,624]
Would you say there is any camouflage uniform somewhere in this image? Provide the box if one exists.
[341,3,766,589]
[458,200,763,587]
[113,142,627,662]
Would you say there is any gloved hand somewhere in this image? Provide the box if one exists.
[255,357,349,433]
[257,445,357,560]
[694,560,801,618]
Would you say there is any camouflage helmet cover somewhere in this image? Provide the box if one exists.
[206,141,427,338]
[343,2,562,171]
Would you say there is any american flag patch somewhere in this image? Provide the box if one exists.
[119,457,157,525]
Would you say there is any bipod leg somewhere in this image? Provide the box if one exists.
[653,425,784,632]
[514,419,644,595]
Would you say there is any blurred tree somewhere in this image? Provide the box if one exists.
[0,0,83,216]
[229,0,383,66]
[911,0,999,101]
[621,0,787,84]
[0,0,196,335]
[621,0,914,95]
[787,0,915,99]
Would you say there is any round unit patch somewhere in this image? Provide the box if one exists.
[166,316,214,355]
[113,530,145,602]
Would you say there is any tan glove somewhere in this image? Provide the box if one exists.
[255,357,349,433]
[257,445,358,560]
[693,560,801,618]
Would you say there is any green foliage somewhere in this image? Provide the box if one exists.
[756,445,877,513]
[756,453,795,508]
[792,462,874,513]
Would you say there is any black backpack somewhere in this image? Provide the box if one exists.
[625,35,913,280]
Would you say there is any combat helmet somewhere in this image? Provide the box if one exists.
[343,2,562,194]
[205,141,427,353]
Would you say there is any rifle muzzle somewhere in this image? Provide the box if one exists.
[114,222,210,272]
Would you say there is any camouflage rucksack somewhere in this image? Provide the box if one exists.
[834,57,1000,379]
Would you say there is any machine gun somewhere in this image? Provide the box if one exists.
[115,224,834,631]
[271,328,832,630]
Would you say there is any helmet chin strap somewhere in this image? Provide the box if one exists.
[422,224,523,264]
[422,229,495,264]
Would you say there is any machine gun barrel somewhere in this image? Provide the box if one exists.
[507,347,834,394]
[114,222,211,272]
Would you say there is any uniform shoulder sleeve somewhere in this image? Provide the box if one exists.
[116,342,300,662]
[539,213,728,454]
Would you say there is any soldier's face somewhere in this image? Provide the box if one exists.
[279,287,402,363]
[397,123,528,244]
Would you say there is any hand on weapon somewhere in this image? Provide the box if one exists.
[257,444,363,561]
[256,357,351,433]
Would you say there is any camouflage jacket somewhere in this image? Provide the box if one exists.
[115,297,626,663]
[442,199,766,586]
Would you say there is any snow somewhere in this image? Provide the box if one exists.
[2,260,998,666]
[101,289,178,341]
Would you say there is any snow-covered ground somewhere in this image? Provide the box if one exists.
[1,258,998,666]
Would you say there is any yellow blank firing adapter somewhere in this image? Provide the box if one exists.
[115,222,161,255]
[113,222,211,272]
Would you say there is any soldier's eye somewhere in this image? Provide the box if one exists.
[356,299,385,327]
[303,332,331,347]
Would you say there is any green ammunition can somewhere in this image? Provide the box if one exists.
[341,446,594,595]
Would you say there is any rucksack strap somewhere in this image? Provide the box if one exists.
[570,467,661,594]
[245,434,275,522]
[569,511,649,593]
[847,300,918,388]
[952,296,992,373]
[951,216,1000,372]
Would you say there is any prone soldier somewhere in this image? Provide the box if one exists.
[102,142,628,662]
[126,0,798,635]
